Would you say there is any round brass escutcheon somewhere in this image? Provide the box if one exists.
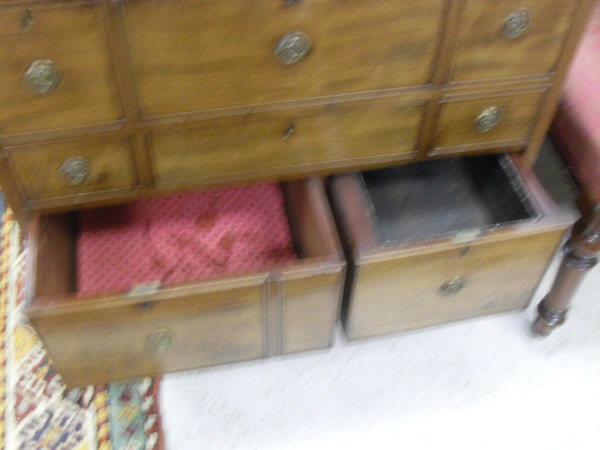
[475,106,503,133]
[440,276,465,297]
[24,60,61,95]
[146,329,173,356]
[275,31,312,65]
[59,156,90,186]
[503,8,531,40]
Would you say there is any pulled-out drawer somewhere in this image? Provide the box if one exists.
[24,178,344,386]
[329,154,573,340]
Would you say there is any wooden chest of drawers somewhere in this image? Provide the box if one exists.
[0,0,593,384]
[0,0,594,219]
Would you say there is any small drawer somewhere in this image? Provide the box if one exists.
[6,134,139,203]
[450,0,580,82]
[24,179,344,386]
[151,97,426,187]
[329,154,573,340]
[432,89,547,154]
[0,3,122,134]
[125,0,445,115]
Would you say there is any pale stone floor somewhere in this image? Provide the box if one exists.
[160,140,600,449]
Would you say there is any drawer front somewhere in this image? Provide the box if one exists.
[30,285,267,386]
[282,273,341,354]
[151,99,426,185]
[433,90,546,153]
[0,4,122,135]
[451,0,579,82]
[346,231,564,340]
[7,135,139,200]
[126,0,444,116]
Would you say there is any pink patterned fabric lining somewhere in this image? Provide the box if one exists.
[77,184,297,297]
[552,2,600,202]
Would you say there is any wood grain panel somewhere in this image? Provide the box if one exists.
[433,89,547,153]
[151,98,425,184]
[7,134,139,201]
[328,154,574,341]
[0,3,123,135]
[283,271,342,354]
[346,232,564,339]
[30,285,267,386]
[25,178,344,385]
[451,0,580,82]
[125,0,444,115]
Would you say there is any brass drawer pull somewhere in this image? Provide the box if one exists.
[440,277,465,297]
[503,9,531,40]
[275,31,312,65]
[24,60,61,95]
[59,156,90,186]
[146,329,173,356]
[475,106,503,133]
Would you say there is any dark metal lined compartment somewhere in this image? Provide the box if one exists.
[361,154,541,246]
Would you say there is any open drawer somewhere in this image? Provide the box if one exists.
[328,154,574,340]
[24,178,344,386]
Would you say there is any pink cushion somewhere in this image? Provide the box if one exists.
[552,3,600,202]
[77,184,297,297]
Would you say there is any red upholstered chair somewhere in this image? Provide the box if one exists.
[533,4,600,335]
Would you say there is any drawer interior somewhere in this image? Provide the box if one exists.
[31,180,336,301]
[361,154,541,246]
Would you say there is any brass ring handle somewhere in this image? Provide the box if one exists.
[440,277,465,297]
[59,156,90,186]
[275,31,312,65]
[503,9,531,40]
[475,106,503,133]
[146,329,173,356]
[24,60,61,95]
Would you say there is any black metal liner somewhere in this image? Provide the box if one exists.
[360,154,541,247]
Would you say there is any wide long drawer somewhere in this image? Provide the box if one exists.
[150,97,426,187]
[25,178,344,386]
[125,0,445,116]
[328,154,574,340]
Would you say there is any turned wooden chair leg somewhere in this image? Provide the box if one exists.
[533,204,600,336]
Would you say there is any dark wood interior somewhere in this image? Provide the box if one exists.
[361,154,541,246]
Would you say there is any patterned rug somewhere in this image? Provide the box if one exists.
[0,208,164,450]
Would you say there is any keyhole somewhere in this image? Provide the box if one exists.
[283,124,295,140]
[20,9,34,33]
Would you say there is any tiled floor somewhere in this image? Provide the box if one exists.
[160,140,600,449]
